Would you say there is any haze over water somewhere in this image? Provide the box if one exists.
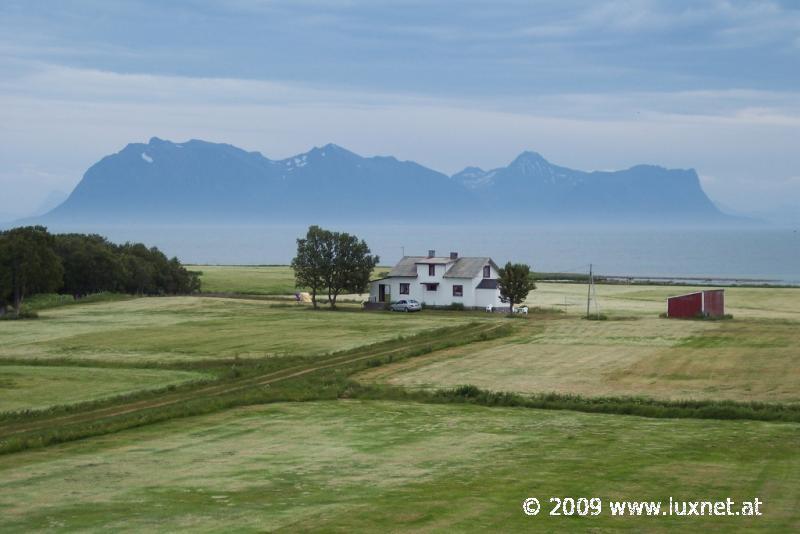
[44,224,800,285]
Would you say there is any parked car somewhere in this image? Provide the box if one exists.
[390,299,422,312]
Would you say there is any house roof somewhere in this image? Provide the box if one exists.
[387,256,499,279]
[476,278,498,289]
[388,257,426,277]
[443,257,499,278]
[414,258,452,265]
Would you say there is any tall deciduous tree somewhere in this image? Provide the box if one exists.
[327,231,379,309]
[0,226,63,315]
[497,262,536,313]
[291,225,334,308]
[0,228,198,315]
[291,226,379,309]
[55,234,124,297]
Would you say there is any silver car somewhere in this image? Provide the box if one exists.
[390,299,422,312]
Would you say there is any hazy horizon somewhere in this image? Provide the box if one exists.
[9,222,796,284]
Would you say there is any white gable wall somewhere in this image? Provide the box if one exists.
[369,258,504,308]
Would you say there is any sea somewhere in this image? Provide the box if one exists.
[44,224,800,285]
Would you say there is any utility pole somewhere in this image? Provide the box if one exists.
[586,263,593,317]
[401,245,405,257]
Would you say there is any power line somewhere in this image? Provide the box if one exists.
[586,263,601,318]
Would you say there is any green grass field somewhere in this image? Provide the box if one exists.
[354,274,800,404]
[358,314,800,403]
[189,264,391,295]
[0,366,208,414]
[0,296,480,364]
[1,265,798,531]
[188,265,298,294]
[530,282,800,320]
[1,401,797,531]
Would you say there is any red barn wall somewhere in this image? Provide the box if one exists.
[667,292,703,318]
[703,290,725,317]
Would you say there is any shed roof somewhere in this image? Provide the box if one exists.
[667,291,703,300]
[667,289,724,301]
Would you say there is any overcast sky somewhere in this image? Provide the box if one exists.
[1,0,798,219]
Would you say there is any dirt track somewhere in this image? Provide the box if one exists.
[0,323,506,445]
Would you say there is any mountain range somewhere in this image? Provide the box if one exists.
[36,137,732,225]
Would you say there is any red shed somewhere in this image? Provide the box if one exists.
[702,289,725,317]
[666,289,724,318]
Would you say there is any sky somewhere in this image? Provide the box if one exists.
[1,0,798,221]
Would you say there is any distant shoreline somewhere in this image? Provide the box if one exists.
[186,264,800,288]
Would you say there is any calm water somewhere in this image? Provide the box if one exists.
[44,224,800,284]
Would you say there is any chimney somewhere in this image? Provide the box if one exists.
[450,252,458,260]
[427,249,436,258]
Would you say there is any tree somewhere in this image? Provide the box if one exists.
[55,234,124,297]
[0,228,197,313]
[497,262,536,313]
[291,225,334,308]
[164,257,201,294]
[326,231,379,309]
[0,226,63,315]
[114,242,199,295]
[291,226,379,309]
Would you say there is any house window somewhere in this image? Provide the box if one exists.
[483,265,491,278]
[428,264,436,276]
[452,284,463,297]
[424,283,439,291]
[399,283,410,295]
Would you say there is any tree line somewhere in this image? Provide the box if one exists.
[0,226,199,316]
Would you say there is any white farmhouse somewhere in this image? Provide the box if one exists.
[368,250,505,309]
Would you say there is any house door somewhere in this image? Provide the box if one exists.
[379,284,388,302]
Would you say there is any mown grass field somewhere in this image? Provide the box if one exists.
[1,401,797,532]
[1,264,798,531]
[188,265,298,294]
[529,282,800,320]
[0,296,480,364]
[0,366,208,413]
[358,313,800,403]
[191,265,800,318]
[350,269,800,404]
[189,264,390,295]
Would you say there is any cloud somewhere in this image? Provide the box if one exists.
[3,60,798,121]
[3,0,798,97]
[0,0,798,217]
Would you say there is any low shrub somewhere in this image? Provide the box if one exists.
[529,306,565,314]
[0,309,39,320]
[422,386,800,423]
[450,384,482,398]
[20,292,129,313]
[584,313,608,320]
